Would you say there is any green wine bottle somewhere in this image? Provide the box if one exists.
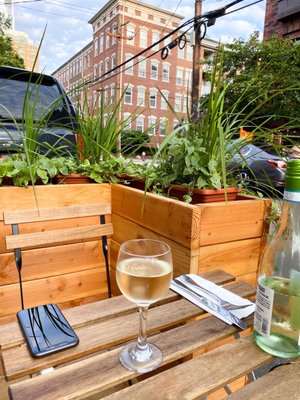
[254,159,300,358]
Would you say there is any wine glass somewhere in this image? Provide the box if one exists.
[116,239,173,373]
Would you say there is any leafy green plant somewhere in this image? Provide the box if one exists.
[0,153,57,186]
[146,47,293,202]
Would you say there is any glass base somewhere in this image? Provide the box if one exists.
[119,342,163,373]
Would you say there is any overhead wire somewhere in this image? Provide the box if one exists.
[15,4,89,21]
[43,1,95,14]
[62,0,262,90]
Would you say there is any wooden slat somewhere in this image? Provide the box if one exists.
[0,184,111,221]
[198,238,262,278]
[97,336,273,400]
[198,198,271,246]
[7,317,255,400]
[0,271,240,349]
[1,279,256,381]
[2,299,205,380]
[111,184,202,249]
[111,215,195,277]
[3,204,111,225]
[226,363,300,400]
[0,268,108,318]
[0,241,104,286]
[8,324,263,400]
[5,224,113,249]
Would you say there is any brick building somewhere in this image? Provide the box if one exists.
[52,0,218,143]
[264,0,300,40]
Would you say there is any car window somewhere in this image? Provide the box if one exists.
[0,77,67,122]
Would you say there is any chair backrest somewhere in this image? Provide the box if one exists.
[3,203,113,310]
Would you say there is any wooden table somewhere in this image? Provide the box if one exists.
[0,269,299,400]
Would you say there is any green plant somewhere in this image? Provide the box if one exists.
[53,155,147,184]
[146,47,292,202]
[0,153,57,186]
[221,32,300,126]
[76,88,142,163]
[0,12,25,68]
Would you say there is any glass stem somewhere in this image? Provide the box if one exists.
[134,306,152,361]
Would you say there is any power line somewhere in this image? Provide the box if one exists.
[45,0,96,12]
[43,0,96,14]
[15,4,89,21]
[60,0,262,92]
[2,0,41,4]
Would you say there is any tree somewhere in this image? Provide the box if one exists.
[0,13,25,68]
[221,32,300,128]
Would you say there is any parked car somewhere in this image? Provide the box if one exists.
[227,142,287,195]
[0,66,76,155]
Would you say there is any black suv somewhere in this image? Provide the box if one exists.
[0,66,77,155]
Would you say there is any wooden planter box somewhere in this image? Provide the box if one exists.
[110,184,272,295]
[0,182,271,322]
[0,184,111,323]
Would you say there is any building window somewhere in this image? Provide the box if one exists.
[94,38,98,57]
[110,84,115,103]
[152,31,160,51]
[159,118,166,135]
[87,51,91,67]
[185,69,192,87]
[151,61,158,80]
[94,65,98,78]
[148,116,157,135]
[149,89,157,108]
[111,54,116,74]
[105,31,110,49]
[100,34,104,53]
[111,24,117,45]
[125,53,133,75]
[164,36,171,54]
[186,43,193,61]
[127,25,135,45]
[137,86,145,106]
[161,90,169,109]
[99,62,103,79]
[136,115,145,131]
[104,58,109,75]
[176,68,184,85]
[175,93,182,112]
[178,45,184,59]
[138,58,146,77]
[123,113,132,130]
[162,63,170,82]
[124,85,133,104]
[139,28,148,48]
[104,85,109,104]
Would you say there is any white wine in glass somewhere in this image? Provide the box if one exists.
[116,239,173,373]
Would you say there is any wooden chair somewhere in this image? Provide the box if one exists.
[3,204,113,311]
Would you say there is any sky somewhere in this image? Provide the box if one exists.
[12,0,266,74]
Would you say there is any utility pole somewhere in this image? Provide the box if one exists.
[191,0,202,122]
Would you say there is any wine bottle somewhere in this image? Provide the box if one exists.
[254,159,300,358]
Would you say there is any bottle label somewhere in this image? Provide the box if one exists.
[254,282,274,337]
[284,190,300,202]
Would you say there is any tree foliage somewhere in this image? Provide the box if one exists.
[0,13,25,68]
[221,32,300,127]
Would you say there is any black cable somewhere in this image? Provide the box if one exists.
[60,0,262,93]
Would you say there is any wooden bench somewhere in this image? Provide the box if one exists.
[1,203,113,318]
